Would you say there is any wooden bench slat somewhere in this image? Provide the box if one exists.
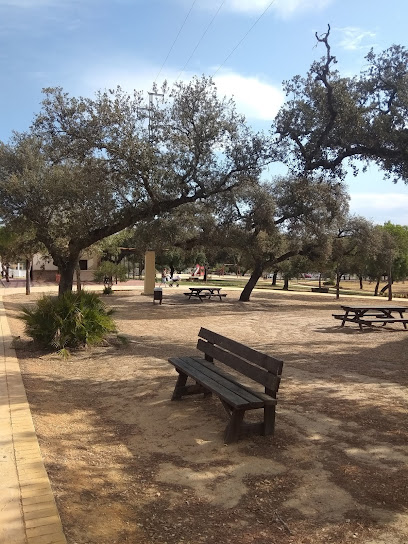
[197,339,279,390]
[181,356,266,407]
[199,327,282,373]
[169,357,254,409]
[189,356,277,405]
[359,318,408,324]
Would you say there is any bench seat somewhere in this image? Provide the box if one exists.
[184,292,227,300]
[169,356,277,409]
[332,313,389,320]
[359,318,408,327]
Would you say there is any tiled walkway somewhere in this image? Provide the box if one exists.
[0,296,67,544]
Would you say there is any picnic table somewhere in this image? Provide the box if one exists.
[333,305,408,330]
[184,287,226,302]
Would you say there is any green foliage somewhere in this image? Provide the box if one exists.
[0,77,267,294]
[19,291,116,352]
[93,261,128,285]
[274,29,408,183]
[103,286,113,295]
[210,178,348,301]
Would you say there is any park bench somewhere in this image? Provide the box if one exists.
[168,328,284,443]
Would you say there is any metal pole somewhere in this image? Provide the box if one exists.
[147,91,164,140]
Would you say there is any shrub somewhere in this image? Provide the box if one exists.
[19,291,116,352]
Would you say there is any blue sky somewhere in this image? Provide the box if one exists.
[1,0,408,224]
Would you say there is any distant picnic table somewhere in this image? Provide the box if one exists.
[333,305,408,330]
[184,287,226,302]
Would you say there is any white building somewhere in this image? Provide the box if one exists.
[32,253,100,282]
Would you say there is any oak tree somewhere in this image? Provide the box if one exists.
[273,26,408,183]
[0,77,267,294]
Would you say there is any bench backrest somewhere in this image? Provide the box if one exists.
[197,327,283,397]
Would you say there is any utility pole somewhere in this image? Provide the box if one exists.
[147,91,164,140]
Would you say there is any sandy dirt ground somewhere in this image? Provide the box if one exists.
[4,288,408,544]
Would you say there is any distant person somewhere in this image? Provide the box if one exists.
[161,268,170,286]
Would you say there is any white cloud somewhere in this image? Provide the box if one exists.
[349,193,408,225]
[83,62,284,122]
[268,0,333,19]
[337,27,376,51]
[214,71,284,121]
[178,0,333,17]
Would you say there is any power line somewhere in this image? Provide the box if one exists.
[213,0,277,77]
[177,0,226,80]
[155,0,198,84]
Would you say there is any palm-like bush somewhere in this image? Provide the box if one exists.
[19,291,116,352]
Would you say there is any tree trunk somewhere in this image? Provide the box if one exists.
[75,264,82,292]
[239,263,263,302]
[318,273,322,289]
[272,270,278,286]
[170,265,175,278]
[335,266,341,300]
[374,278,380,296]
[25,259,31,295]
[283,276,289,290]
[359,275,363,290]
[58,260,77,295]
[388,260,393,301]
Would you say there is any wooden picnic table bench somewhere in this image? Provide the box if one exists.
[168,328,284,443]
[184,287,226,301]
[333,305,408,330]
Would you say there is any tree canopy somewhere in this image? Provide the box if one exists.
[197,176,349,301]
[273,26,408,183]
[0,77,268,293]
